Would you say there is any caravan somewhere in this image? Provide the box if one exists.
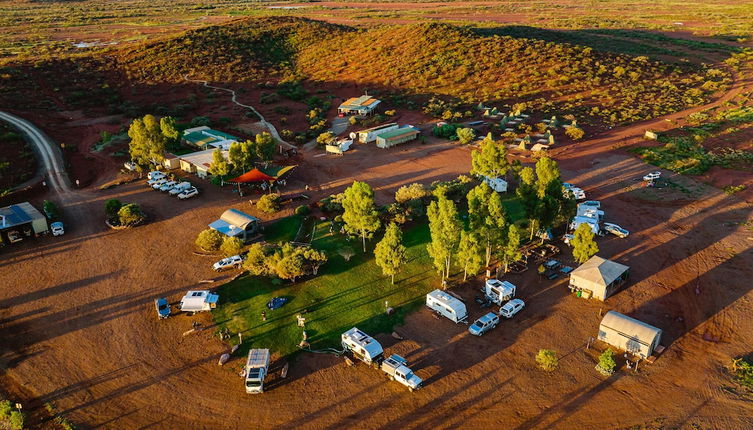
[484,279,516,305]
[341,327,384,365]
[426,290,468,323]
[178,290,219,314]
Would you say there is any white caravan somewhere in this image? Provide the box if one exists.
[426,290,468,323]
[244,349,271,394]
[341,327,384,365]
[484,279,517,305]
[178,290,219,313]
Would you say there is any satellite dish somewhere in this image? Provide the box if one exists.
[349,132,356,139]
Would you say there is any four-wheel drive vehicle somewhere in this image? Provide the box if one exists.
[169,182,192,195]
[158,180,177,192]
[213,255,244,271]
[381,354,423,391]
[155,297,170,319]
[178,290,219,313]
[499,299,525,319]
[147,171,165,180]
[342,327,384,366]
[151,179,169,189]
[580,200,600,209]
[50,222,65,236]
[643,171,661,182]
[484,279,516,306]
[468,312,500,336]
[603,222,630,238]
[177,187,199,200]
[7,231,22,243]
[244,349,271,394]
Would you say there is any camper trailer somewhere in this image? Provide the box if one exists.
[426,290,468,323]
[244,349,271,394]
[178,290,219,314]
[341,327,384,365]
[484,279,516,305]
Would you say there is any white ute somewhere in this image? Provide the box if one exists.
[244,349,270,394]
[341,327,384,366]
[381,354,422,391]
[169,182,191,196]
[213,255,244,271]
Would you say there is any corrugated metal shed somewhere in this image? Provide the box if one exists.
[569,256,629,300]
[598,311,662,358]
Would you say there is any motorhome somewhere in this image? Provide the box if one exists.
[341,327,384,365]
[426,290,468,323]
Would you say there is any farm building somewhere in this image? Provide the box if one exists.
[162,153,180,169]
[568,256,630,301]
[338,95,381,116]
[182,126,239,150]
[598,311,662,358]
[375,126,419,148]
[0,202,48,242]
[356,123,398,143]
[179,149,227,179]
[209,209,260,242]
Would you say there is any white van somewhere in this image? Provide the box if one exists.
[484,279,516,305]
[426,290,468,323]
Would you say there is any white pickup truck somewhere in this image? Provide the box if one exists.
[381,354,422,391]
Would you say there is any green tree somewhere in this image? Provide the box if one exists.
[471,138,509,179]
[228,141,244,173]
[516,167,540,241]
[457,231,484,281]
[243,243,272,276]
[160,116,180,144]
[565,126,585,140]
[536,349,558,372]
[572,223,599,264]
[104,198,122,220]
[254,131,276,162]
[467,182,507,267]
[342,181,381,252]
[257,194,281,214]
[502,224,522,272]
[220,236,244,257]
[374,223,407,284]
[209,148,230,178]
[426,196,461,281]
[128,114,166,167]
[597,348,617,375]
[317,131,335,146]
[535,156,561,199]
[117,203,145,226]
[456,127,476,145]
[195,229,224,252]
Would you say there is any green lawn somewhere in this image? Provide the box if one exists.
[213,220,437,357]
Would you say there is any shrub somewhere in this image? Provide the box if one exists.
[384,109,396,116]
[43,200,60,219]
[395,183,429,204]
[319,193,344,213]
[220,236,244,257]
[0,401,25,430]
[117,204,145,226]
[348,116,358,126]
[190,116,211,127]
[456,127,476,145]
[9,411,24,430]
[316,131,335,146]
[432,123,462,140]
[104,199,122,220]
[257,194,281,214]
[295,205,310,216]
[195,229,224,252]
[535,349,558,372]
[565,126,585,140]
[732,356,753,390]
[597,348,617,375]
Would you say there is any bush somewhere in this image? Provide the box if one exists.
[535,349,558,372]
[565,126,585,140]
[104,199,122,220]
[432,123,462,140]
[43,200,60,219]
[295,205,310,216]
[117,204,145,226]
[597,348,617,375]
[732,356,753,390]
[220,236,244,257]
[316,131,335,146]
[257,194,281,214]
[319,193,344,213]
[0,401,25,430]
[195,229,224,252]
[456,127,476,145]
[395,183,429,204]
[348,116,358,126]
[190,116,211,127]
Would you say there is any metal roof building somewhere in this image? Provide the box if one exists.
[182,126,239,150]
[375,126,419,148]
[209,209,259,242]
[179,149,227,179]
[568,256,630,301]
[598,311,662,358]
[338,95,381,116]
[0,202,48,237]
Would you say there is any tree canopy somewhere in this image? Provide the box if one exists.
[128,114,167,166]
[374,223,407,284]
[471,138,509,179]
[572,223,599,264]
[342,181,381,252]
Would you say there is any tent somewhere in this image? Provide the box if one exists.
[228,165,297,184]
[568,256,630,301]
[598,311,662,358]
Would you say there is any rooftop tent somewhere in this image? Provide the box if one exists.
[598,311,662,358]
[568,256,630,301]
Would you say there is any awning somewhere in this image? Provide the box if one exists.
[228,165,297,183]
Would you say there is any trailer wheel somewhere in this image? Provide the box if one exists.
[409,387,414,392]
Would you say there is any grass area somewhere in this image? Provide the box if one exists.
[262,215,302,244]
[501,195,526,224]
[733,356,753,390]
[213,221,437,357]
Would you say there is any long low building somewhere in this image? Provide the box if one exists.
[338,95,381,116]
[375,126,419,149]
[179,149,227,179]
[598,311,662,358]
[0,202,48,243]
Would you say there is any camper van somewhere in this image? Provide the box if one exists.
[484,279,516,305]
[426,290,468,323]
[341,327,384,365]
[178,290,219,314]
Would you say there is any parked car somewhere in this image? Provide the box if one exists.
[169,182,192,196]
[155,297,171,319]
[603,222,630,238]
[580,200,600,209]
[50,221,65,236]
[177,187,199,200]
[7,230,22,243]
[499,299,525,319]
[147,170,165,180]
[643,171,661,181]
[158,180,177,192]
[124,161,138,171]
[151,179,169,190]
[468,312,500,336]
[213,255,244,271]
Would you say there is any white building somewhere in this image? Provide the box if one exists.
[598,311,662,358]
[568,256,630,301]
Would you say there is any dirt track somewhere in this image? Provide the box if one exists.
[3,74,753,429]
